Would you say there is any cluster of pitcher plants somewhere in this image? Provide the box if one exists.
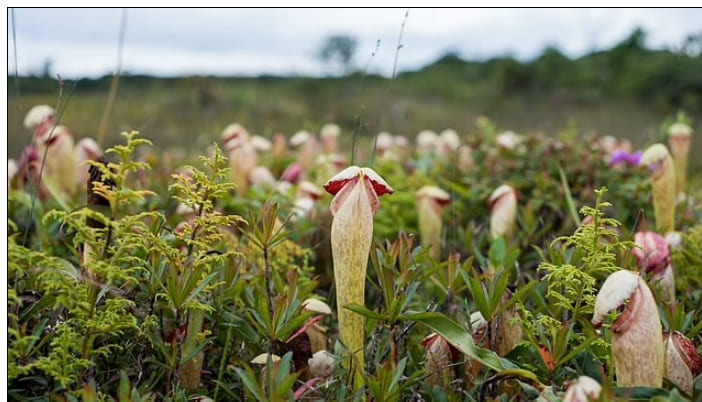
[7,106,702,401]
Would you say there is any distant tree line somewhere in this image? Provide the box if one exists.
[11,28,702,110]
[404,28,702,109]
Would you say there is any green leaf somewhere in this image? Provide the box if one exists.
[489,236,507,267]
[488,272,510,317]
[234,366,268,402]
[557,163,581,227]
[118,371,131,402]
[402,312,519,373]
[493,279,538,318]
[180,338,210,365]
[483,368,546,391]
[460,271,491,319]
[182,271,219,309]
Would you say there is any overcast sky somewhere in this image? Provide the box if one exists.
[8,8,702,78]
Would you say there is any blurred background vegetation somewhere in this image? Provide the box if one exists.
[7,28,702,168]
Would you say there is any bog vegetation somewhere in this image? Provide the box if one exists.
[8,28,702,163]
[7,105,702,401]
[6,26,702,402]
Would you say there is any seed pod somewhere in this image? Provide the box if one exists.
[74,137,102,188]
[290,130,320,172]
[488,184,518,240]
[667,122,692,196]
[324,166,393,388]
[416,186,451,260]
[422,333,454,389]
[17,146,49,200]
[250,135,272,153]
[664,331,701,396]
[496,130,523,151]
[495,292,523,357]
[465,312,488,389]
[24,104,55,144]
[249,166,277,189]
[272,133,288,162]
[416,130,439,154]
[640,144,676,234]
[458,145,474,174]
[592,270,664,387]
[438,129,461,155]
[8,159,18,192]
[632,231,675,303]
[320,123,340,154]
[308,350,336,379]
[302,298,332,353]
[179,310,205,393]
[250,353,283,387]
[36,125,78,198]
[375,132,394,158]
[222,123,256,195]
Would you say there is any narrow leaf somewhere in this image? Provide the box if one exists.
[402,312,515,372]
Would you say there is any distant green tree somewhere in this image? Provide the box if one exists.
[318,34,358,76]
[531,46,570,90]
[41,58,53,78]
[681,32,702,57]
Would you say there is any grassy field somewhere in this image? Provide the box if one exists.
[8,37,702,400]
[8,74,702,168]
[8,31,702,166]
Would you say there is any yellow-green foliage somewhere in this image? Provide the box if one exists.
[246,237,315,290]
[520,188,631,373]
[540,188,632,321]
[672,224,702,295]
[9,132,161,390]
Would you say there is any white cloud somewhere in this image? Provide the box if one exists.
[8,8,702,78]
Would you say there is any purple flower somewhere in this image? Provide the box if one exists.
[608,150,643,167]
[609,150,631,166]
[629,151,642,166]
